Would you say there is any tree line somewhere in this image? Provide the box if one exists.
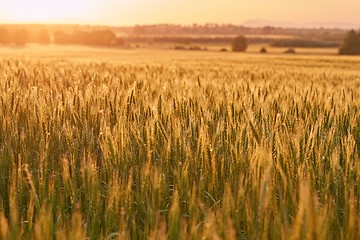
[53,30,125,46]
[0,27,125,47]
[230,29,360,55]
[271,39,339,48]
[0,28,48,45]
[1,25,359,55]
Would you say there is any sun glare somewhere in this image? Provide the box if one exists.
[2,0,90,23]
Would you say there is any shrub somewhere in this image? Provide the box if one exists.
[260,47,267,53]
[284,48,296,54]
[188,46,202,51]
[174,46,186,50]
[231,35,247,52]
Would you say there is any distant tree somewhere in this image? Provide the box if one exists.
[339,29,360,55]
[94,30,116,46]
[36,29,51,44]
[0,28,10,45]
[231,35,247,52]
[260,47,267,53]
[12,28,29,46]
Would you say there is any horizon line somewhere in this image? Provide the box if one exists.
[0,21,358,30]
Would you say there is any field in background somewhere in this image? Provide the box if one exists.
[0,47,359,239]
[0,44,339,60]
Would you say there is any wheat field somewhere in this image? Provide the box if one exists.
[0,51,360,239]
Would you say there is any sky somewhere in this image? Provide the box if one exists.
[0,0,359,27]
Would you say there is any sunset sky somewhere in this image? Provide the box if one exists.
[0,0,359,26]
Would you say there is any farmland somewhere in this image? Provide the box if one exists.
[0,47,360,239]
